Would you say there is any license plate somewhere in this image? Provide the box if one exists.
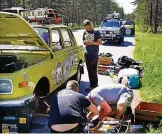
[105,34,111,37]
[2,124,18,133]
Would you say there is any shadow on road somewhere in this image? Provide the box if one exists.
[80,81,90,96]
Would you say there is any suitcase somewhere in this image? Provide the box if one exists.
[0,114,32,133]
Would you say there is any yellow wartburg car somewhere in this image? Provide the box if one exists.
[0,12,84,114]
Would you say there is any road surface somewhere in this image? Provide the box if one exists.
[31,29,141,133]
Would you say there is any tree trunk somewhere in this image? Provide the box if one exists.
[154,0,159,33]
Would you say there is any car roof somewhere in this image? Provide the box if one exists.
[32,24,68,29]
[104,19,120,22]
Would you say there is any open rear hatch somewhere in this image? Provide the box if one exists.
[0,12,50,49]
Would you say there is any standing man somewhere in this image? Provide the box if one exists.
[48,80,99,133]
[83,19,102,91]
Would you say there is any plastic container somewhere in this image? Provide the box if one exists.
[128,75,140,89]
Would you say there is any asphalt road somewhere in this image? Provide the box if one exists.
[31,30,141,133]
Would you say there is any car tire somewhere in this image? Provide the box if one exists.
[117,39,121,45]
[34,96,47,114]
[75,65,82,84]
[120,37,124,42]
[117,37,124,45]
[71,64,82,84]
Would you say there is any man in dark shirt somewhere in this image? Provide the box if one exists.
[49,80,99,133]
[83,19,102,91]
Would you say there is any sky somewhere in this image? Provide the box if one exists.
[115,0,136,14]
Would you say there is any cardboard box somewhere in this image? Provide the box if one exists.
[98,56,113,65]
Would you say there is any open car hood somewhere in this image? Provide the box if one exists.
[0,12,50,50]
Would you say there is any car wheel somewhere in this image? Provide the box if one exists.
[120,37,124,42]
[71,64,82,84]
[117,39,121,45]
[76,67,82,84]
[34,96,47,114]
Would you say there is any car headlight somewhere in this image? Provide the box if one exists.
[100,31,106,34]
[114,30,120,34]
[0,79,13,94]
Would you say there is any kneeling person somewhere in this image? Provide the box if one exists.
[49,80,98,133]
[87,80,133,119]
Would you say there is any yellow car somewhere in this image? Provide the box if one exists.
[0,12,84,114]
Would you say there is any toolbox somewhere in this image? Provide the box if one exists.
[135,102,162,123]
[0,114,32,133]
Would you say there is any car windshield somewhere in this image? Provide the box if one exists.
[102,21,120,27]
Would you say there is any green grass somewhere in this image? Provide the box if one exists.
[134,32,162,133]
[134,32,162,103]
[147,126,162,133]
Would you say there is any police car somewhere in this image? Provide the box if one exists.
[98,12,124,45]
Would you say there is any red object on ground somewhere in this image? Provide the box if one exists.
[135,101,162,122]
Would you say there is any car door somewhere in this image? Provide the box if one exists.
[50,28,65,89]
[59,28,80,80]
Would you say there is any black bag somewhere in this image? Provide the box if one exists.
[117,56,134,67]
[0,55,21,73]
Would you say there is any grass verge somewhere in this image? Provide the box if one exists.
[134,32,162,133]
[134,32,162,103]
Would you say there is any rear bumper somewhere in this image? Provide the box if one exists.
[0,94,35,115]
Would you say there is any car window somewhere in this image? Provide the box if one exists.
[34,27,50,46]
[102,21,120,27]
[52,30,63,51]
[124,21,134,28]
[60,29,74,48]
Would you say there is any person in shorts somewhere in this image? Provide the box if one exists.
[87,76,133,119]
[48,80,99,133]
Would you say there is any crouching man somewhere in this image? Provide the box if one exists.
[48,80,99,133]
[87,77,133,120]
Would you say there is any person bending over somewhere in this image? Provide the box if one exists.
[48,80,99,133]
[87,77,133,120]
